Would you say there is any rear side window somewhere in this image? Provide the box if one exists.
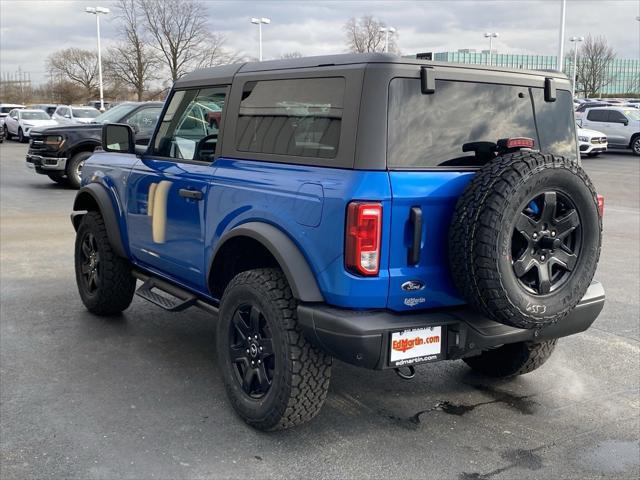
[235,77,345,159]
[387,79,577,168]
[587,109,609,122]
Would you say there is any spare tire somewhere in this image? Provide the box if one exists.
[449,152,602,329]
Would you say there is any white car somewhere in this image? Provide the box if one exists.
[577,127,607,157]
[51,105,100,125]
[3,109,58,143]
[0,103,25,127]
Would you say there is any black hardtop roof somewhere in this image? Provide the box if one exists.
[174,52,568,88]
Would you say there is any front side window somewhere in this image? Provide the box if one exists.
[126,107,162,135]
[235,77,345,159]
[607,110,628,123]
[153,88,226,161]
[387,78,577,168]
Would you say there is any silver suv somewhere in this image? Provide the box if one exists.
[580,106,640,155]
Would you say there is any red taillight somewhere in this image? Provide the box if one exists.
[506,137,535,149]
[345,202,382,276]
[597,194,604,217]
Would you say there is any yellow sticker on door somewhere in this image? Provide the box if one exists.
[147,180,172,244]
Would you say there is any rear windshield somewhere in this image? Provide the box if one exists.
[72,108,99,118]
[388,79,577,168]
[235,77,344,159]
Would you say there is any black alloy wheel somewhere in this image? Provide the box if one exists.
[79,231,101,294]
[229,303,275,398]
[511,191,582,295]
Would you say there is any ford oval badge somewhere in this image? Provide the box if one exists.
[401,280,425,291]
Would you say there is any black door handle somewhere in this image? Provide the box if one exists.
[179,188,203,200]
[408,206,422,265]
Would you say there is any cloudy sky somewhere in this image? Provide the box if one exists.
[1,0,638,84]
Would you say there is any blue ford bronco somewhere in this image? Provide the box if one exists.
[71,54,605,430]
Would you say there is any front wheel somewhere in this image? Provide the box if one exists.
[587,152,600,157]
[4,125,11,140]
[632,136,640,156]
[67,151,93,189]
[18,128,25,143]
[74,211,136,315]
[463,340,557,377]
[216,268,332,431]
[47,172,68,185]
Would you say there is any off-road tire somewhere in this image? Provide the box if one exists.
[47,172,69,185]
[449,152,602,329]
[463,340,557,377]
[67,151,93,189]
[217,268,332,431]
[631,135,640,156]
[74,211,136,315]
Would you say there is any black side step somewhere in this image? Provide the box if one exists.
[132,271,219,316]
[136,278,197,312]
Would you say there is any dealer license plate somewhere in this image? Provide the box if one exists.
[389,326,443,367]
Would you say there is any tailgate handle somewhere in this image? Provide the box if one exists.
[408,206,422,265]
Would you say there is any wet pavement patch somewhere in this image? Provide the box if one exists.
[579,439,640,474]
[459,447,545,479]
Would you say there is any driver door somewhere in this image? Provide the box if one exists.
[126,87,227,290]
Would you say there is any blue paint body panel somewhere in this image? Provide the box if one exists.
[81,152,474,312]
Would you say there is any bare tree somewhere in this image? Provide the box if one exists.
[105,0,158,100]
[47,48,98,98]
[344,16,399,54]
[196,33,241,68]
[137,0,235,81]
[575,35,616,97]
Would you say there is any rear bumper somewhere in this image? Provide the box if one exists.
[297,281,605,370]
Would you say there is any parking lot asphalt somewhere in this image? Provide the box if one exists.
[1,140,638,480]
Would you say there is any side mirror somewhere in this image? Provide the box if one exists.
[64,114,71,118]
[623,119,629,126]
[102,123,136,153]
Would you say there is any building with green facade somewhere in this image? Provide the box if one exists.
[414,50,639,95]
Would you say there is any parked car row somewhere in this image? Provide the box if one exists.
[25,101,163,188]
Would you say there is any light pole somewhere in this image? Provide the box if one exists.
[85,6,109,112]
[250,17,271,61]
[380,26,396,53]
[484,32,499,65]
[570,36,584,99]
[557,0,567,71]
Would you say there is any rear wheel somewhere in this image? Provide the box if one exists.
[74,211,136,315]
[67,151,93,189]
[217,268,332,431]
[463,340,557,377]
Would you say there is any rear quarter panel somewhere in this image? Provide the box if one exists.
[208,158,392,308]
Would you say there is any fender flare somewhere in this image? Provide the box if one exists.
[212,222,324,302]
[71,183,127,258]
